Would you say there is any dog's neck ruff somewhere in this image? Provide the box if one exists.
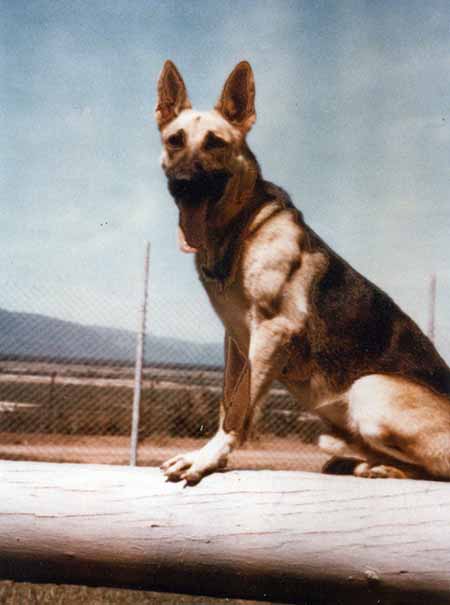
[198,218,250,289]
[200,241,238,287]
[197,182,261,288]
[198,179,290,288]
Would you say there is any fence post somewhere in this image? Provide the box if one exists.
[46,371,57,433]
[130,242,151,466]
[427,273,436,343]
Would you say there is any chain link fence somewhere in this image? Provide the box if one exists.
[7,260,442,470]
[0,266,446,473]
[0,355,327,470]
[0,298,330,471]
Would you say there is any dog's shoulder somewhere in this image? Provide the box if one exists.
[240,181,327,314]
[244,181,305,267]
[246,180,304,243]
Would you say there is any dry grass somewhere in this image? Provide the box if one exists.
[0,581,286,605]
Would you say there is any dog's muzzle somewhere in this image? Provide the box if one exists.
[168,170,231,251]
[168,169,230,205]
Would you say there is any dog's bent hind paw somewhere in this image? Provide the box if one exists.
[322,456,365,476]
[353,462,409,479]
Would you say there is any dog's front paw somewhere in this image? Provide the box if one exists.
[160,448,228,485]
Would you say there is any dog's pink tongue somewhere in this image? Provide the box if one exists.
[178,200,207,253]
[177,227,198,253]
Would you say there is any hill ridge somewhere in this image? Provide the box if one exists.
[0,308,224,367]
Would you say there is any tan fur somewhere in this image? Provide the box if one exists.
[156,61,450,484]
[348,374,450,478]
[317,373,450,479]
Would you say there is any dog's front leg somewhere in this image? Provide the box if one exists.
[162,320,291,485]
[161,334,245,484]
[223,318,291,441]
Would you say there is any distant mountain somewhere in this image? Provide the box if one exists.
[0,309,224,367]
[0,308,448,369]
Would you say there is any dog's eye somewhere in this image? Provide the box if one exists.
[203,132,228,150]
[166,130,185,149]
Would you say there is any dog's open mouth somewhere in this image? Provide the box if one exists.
[168,170,230,253]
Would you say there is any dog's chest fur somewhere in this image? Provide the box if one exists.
[197,196,327,377]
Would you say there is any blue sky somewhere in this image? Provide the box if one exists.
[1,1,449,355]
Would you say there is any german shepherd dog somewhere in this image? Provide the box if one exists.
[155,60,450,484]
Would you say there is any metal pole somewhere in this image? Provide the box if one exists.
[427,273,436,344]
[130,242,150,466]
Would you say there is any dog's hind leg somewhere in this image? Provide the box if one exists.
[318,433,366,475]
[319,432,426,479]
[347,374,450,480]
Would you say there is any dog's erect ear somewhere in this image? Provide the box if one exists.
[155,60,192,130]
[215,61,256,133]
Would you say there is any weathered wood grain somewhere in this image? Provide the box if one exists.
[0,461,449,604]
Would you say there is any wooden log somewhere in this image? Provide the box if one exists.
[0,461,449,604]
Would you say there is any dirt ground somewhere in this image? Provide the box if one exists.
[0,433,328,472]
